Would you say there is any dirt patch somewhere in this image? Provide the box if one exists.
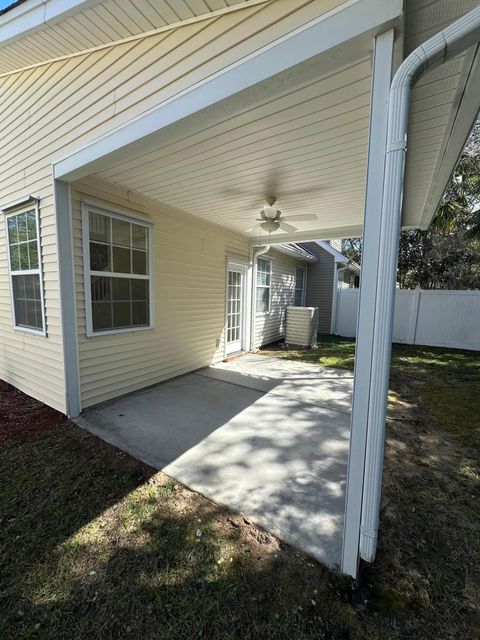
[0,382,68,444]
[1,342,479,640]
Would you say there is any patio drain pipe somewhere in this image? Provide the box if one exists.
[359,6,480,563]
[250,244,270,351]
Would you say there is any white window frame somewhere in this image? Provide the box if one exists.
[82,202,154,337]
[255,256,272,315]
[294,265,306,306]
[4,201,46,336]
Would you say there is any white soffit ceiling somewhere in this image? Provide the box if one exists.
[95,57,372,238]
[402,0,480,229]
[0,0,264,74]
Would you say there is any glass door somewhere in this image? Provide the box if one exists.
[226,267,244,355]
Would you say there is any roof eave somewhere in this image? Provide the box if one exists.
[0,0,92,46]
[416,44,480,230]
[274,243,318,263]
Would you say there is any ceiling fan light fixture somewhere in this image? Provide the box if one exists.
[260,219,279,233]
[262,205,279,219]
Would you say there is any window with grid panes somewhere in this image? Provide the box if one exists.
[294,266,305,306]
[6,206,45,333]
[83,207,152,334]
[256,257,271,313]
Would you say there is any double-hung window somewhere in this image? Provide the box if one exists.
[5,204,45,334]
[256,257,272,313]
[83,204,152,336]
[294,266,306,306]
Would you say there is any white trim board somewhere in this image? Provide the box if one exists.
[55,179,81,417]
[53,0,403,182]
[251,225,364,246]
[224,258,250,357]
[315,240,349,263]
[341,29,394,578]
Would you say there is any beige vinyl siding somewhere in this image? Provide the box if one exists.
[0,191,66,412]
[254,248,303,348]
[301,242,334,334]
[0,0,266,74]
[72,176,249,408]
[329,239,343,252]
[0,0,345,412]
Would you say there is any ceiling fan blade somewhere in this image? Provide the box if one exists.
[284,185,325,196]
[286,214,318,222]
[279,222,297,233]
[245,222,262,233]
[223,189,260,210]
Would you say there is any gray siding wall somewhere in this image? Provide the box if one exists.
[254,248,302,348]
[300,242,335,334]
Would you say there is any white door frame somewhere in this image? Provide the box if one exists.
[224,258,251,357]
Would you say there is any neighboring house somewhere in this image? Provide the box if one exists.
[0,0,479,577]
[301,240,359,334]
[252,244,317,350]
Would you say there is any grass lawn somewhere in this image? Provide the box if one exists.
[1,338,479,639]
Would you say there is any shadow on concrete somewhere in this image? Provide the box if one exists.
[79,355,353,567]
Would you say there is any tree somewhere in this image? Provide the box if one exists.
[341,237,362,264]
[342,118,480,289]
[433,119,480,239]
[397,223,480,289]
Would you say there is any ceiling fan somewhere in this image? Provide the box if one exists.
[245,196,317,234]
[222,168,320,234]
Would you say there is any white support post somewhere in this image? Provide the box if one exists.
[341,30,394,578]
[54,179,81,418]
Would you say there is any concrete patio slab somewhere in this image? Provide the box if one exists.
[78,355,352,568]
[199,356,353,414]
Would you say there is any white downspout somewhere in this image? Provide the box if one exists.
[250,245,270,351]
[360,6,480,563]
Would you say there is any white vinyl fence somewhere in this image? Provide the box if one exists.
[334,289,480,351]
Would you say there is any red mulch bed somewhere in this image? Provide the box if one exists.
[0,381,68,444]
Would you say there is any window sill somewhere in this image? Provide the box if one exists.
[86,324,154,338]
[14,325,47,337]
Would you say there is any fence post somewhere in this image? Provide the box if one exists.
[411,289,421,345]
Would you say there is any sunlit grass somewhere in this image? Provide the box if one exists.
[262,337,480,446]
[1,340,479,639]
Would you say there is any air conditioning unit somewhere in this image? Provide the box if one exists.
[285,306,319,348]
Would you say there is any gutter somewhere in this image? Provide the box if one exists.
[274,243,318,263]
[359,5,480,563]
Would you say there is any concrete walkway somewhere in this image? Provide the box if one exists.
[78,354,353,568]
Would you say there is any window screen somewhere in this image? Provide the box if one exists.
[6,208,44,332]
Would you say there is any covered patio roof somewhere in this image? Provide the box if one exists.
[52,0,480,242]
